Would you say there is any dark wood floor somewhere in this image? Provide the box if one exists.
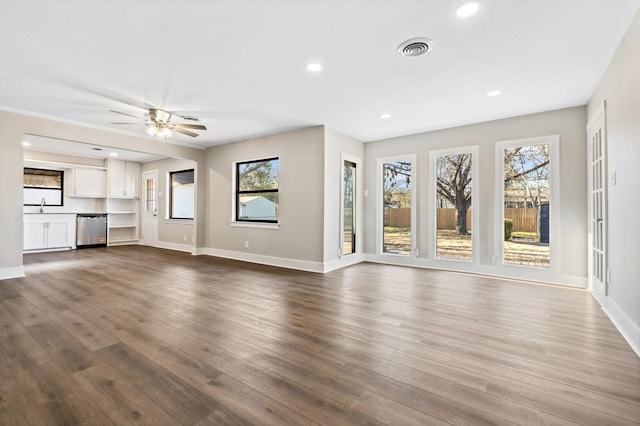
[1,246,639,425]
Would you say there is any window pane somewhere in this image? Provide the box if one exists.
[382,161,411,255]
[236,158,279,222]
[503,144,550,267]
[144,177,156,212]
[238,159,279,191]
[343,160,356,255]
[238,192,278,221]
[436,153,472,261]
[170,169,194,219]
[23,168,63,206]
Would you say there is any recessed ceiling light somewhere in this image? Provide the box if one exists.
[306,63,322,72]
[380,113,391,119]
[110,152,118,157]
[486,90,501,97]
[22,141,30,147]
[456,1,480,18]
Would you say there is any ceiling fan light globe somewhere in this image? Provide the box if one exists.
[146,126,158,136]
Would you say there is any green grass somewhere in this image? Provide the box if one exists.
[511,231,538,239]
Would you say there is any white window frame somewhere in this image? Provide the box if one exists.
[429,145,479,263]
[494,135,560,273]
[376,154,417,257]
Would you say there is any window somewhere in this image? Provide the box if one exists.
[378,156,416,256]
[496,135,558,269]
[432,148,477,262]
[24,168,64,207]
[144,175,157,213]
[169,169,194,219]
[235,157,279,222]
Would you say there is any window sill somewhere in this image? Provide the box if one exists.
[230,221,280,230]
[163,219,194,224]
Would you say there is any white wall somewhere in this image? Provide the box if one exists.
[323,126,364,270]
[363,106,588,287]
[204,126,326,271]
[587,8,640,355]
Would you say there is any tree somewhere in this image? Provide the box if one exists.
[504,145,550,208]
[436,145,550,236]
[383,161,411,207]
[436,154,472,234]
[238,160,278,190]
[238,159,279,203]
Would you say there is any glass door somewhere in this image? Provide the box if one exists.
[342,160,356,255]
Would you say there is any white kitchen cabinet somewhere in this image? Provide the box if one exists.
[23,222,46,250]
[71,168,107,198]
[23,214,76,252]
[108,160,140,198]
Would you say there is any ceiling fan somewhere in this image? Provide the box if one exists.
[110,108,207,139]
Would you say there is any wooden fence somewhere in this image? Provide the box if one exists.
[385,208,411,228]
[385,207,538,233]
[504,208,538,233]
[437,209,473,231]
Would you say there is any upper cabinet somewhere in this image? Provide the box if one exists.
[108,159,140,198]
[71,168,107,198]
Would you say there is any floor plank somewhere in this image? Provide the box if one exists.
[0,246,636,425]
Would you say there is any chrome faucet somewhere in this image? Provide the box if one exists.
[40,197,46,213]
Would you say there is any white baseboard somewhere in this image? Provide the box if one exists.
[323,254,365,273]
[142,241,194,254]
[0,266,25,280]
[363,254,587,288]
[591,291,640,358]
[201,247,325,273]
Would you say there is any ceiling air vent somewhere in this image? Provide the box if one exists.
[397,37,434,57]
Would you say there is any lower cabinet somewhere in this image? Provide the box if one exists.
[23,214,76,252]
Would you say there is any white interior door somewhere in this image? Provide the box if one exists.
[587,102,607,295]
[141,170,158,246]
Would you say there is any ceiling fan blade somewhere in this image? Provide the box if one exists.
[173,127,199,137]
[109,109,145,119]
[174,123,207,131]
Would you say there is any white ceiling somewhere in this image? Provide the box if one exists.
[1,0,638,149]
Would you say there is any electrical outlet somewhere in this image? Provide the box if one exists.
[244,240,249,249]
[183,235,187,241]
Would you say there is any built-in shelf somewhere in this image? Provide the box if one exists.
[108,238,139,245]
[107,196,139,246]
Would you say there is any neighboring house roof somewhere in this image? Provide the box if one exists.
[239,195,274,204]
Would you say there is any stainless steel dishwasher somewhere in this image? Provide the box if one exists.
[76,214,108,248]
